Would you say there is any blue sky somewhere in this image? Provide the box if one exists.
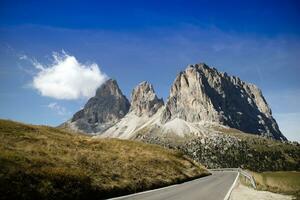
[0,0,299,141]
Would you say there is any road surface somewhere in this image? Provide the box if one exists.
[110,171,238,200]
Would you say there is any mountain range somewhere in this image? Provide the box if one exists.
[62,63,286,141]
[60,63,300,171]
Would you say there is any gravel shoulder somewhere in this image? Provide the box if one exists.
[230,182,293,200]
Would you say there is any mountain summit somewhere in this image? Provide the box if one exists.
[162,63,285,140]
[62,79,130,134]
[101,81,163,139]
[130,81,164,117]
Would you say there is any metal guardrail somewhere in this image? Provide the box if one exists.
[208,168,256,189]
[239,169,256,189]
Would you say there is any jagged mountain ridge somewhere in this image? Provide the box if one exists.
[130,81,164,117]
[101,81,164,139]
[64,63,286,141]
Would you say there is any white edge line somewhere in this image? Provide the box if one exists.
[223,172,239,200]
[109,171,238,200]
[107,183,179,200]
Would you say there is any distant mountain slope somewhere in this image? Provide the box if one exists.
[0,119,209,200]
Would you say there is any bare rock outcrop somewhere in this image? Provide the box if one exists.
[130,81,164,117]
[99,81,164,139]
[162,63,286,140]
[66,79,130,134]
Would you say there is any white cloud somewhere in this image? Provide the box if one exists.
[31,51,108,100]
[47,102,68,116]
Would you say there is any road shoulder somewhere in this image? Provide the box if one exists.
[230,182,293,200]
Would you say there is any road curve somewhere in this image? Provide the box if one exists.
[110,171,238,200]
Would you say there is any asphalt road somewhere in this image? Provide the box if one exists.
[110,171,238,200]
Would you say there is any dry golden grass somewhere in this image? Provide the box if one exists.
[247,171,300,199]
[0,119,209,200]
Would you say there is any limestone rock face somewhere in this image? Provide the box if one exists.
[69,79,130,134]
[162,63,286,140]
[130,81,164,117]
[99,81,163,139]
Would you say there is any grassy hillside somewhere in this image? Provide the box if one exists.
[244,171,300,199]
[0,119,209,200]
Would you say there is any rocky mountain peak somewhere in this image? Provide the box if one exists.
[162,63,286,140]
[95,79,123,97]
[130,81,164,117]
[67,79,130,134]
